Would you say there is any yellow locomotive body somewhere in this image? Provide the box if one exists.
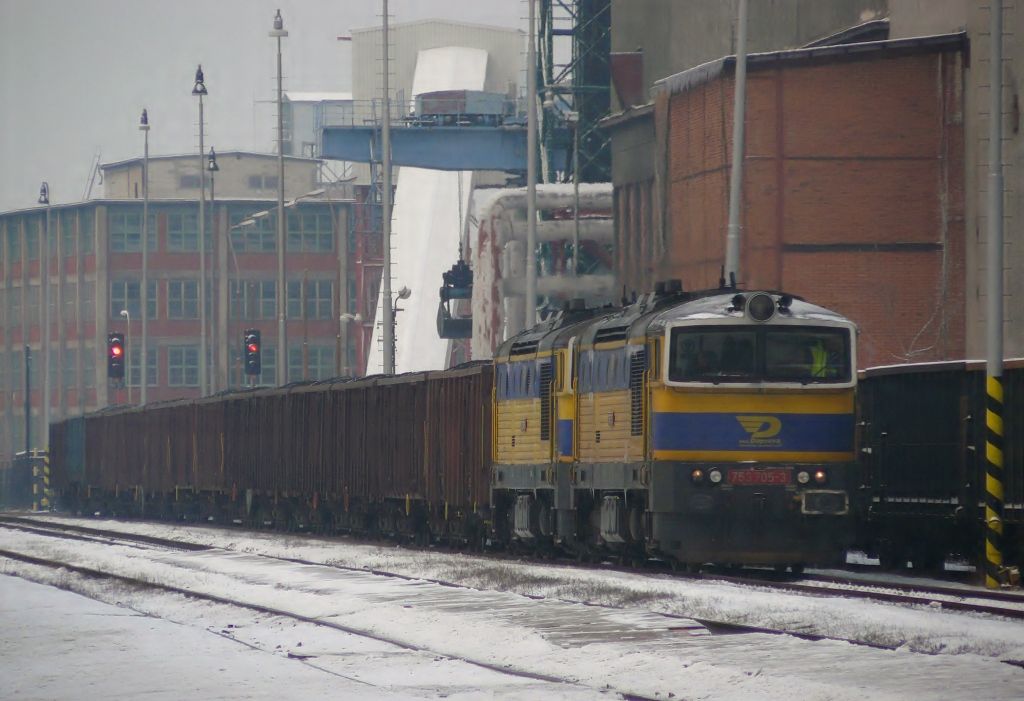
[492,283,857,568]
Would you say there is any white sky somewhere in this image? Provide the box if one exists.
[0,0,524,212]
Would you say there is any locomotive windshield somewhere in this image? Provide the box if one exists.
[668,326,851,383]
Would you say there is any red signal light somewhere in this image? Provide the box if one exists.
[247,343,259,353]
[111,346,123,357]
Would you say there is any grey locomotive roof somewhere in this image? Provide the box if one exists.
[651,291,853,328]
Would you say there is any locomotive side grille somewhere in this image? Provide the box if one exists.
[630,348,647,436]
[540,360,553,441]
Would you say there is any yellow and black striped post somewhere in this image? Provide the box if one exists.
[31,454,51,512]
[984,0,1006,589]
[985,376,1004,588]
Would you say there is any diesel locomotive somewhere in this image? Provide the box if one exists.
[492,282,858,569]
[46,282,858,570]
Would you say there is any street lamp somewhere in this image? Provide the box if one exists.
[269,9,288,386]
[139,108,150,405]
[391,286,411,371]
[192,64,209,396]
[207,147,220,390]
[38,182,51,449]
[120,309,131,405]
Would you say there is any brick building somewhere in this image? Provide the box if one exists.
[0,152,379,458]
[606,34,967,368]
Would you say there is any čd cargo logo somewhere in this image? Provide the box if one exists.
[736,415,782,447]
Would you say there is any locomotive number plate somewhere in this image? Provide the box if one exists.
[727,468,791,486]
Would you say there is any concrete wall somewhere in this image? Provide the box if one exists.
[103,155,319,201]
[610,0,888,110]
[649,47,966,368]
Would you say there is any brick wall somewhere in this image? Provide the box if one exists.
[653,48,965,368]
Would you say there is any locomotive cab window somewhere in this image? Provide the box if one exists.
[667,326,850,384]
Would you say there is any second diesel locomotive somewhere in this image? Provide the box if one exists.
[492,282,858,569]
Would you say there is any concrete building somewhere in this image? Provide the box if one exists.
[0,153,367,459]
[604,0,1021,367]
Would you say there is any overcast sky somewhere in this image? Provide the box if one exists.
[0,0,524,212]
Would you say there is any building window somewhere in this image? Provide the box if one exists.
[63,282,77,322]
[247,174,279,190]
[109,210,141,252]
[167,212,199,251]
[25,282,39,321]
[7,222,20,261]
[83,346,95,388]
[80,212,94,254]
[229,209,276,252]
[26,220,39,260]
[61,215,76,256]
[168,345,199,386]
[127,347,157,388]
[110,280,157,320]
[10,287,21,324]
[81,281,95,323]
[288,344,335,382]
[179,174,210,189]
[167,279,199,319]
[62,348,77,390]
[287,279,333,320]
[287,209,333,252]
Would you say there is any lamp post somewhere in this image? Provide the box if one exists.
[207,147,220,391]
[38,182,50,449]
[139,109,150,405]
[381,0,395,374]
[270,9,288,385]
[120,309,131,405]
[391,286,410,372]
[192,65,209,396]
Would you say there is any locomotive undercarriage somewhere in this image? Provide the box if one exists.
[491,460,854,568]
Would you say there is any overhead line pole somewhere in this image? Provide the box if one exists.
[381,0,395,374]
[724,0,748,286]
[525,0,538,329]
[984,0,1006,590]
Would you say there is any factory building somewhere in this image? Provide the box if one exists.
[0,152,364,458]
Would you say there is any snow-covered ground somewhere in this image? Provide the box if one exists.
[2,515,1024,700]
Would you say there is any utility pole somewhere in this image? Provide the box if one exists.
[724,0,748,286]
[984,0,1006,589]
[270,10,289,385]
[140,109,150,405]
[381,0,395,373]
[525,0,538,329]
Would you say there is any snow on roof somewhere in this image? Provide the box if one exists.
[349,18,522,36]
[284,91,352,103]
[101,151,320,170]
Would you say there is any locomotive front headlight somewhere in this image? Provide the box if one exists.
[691,468,705,483]
[814,469,827,484]
[797,470,811,484]
[708,468,723,484]
[746,292,776,322]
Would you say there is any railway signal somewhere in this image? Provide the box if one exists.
[244,329,261,376]
[107,333,125,379]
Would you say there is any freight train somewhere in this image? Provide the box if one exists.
[47,283,859,570]
[856,360,1024,575]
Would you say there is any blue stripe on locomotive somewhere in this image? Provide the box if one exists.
[651,412,855,453]
[557,419,574,456]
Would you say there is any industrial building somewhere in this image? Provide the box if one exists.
[0,151,365,457]
[605,0,1021,367]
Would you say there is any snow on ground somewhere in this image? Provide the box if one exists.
[0,572,594,700]
[2,515,1024,700]
[28,514,1024,661]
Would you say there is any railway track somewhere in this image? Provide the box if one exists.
[9,513,1023,620]
[3,513,1024,645]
